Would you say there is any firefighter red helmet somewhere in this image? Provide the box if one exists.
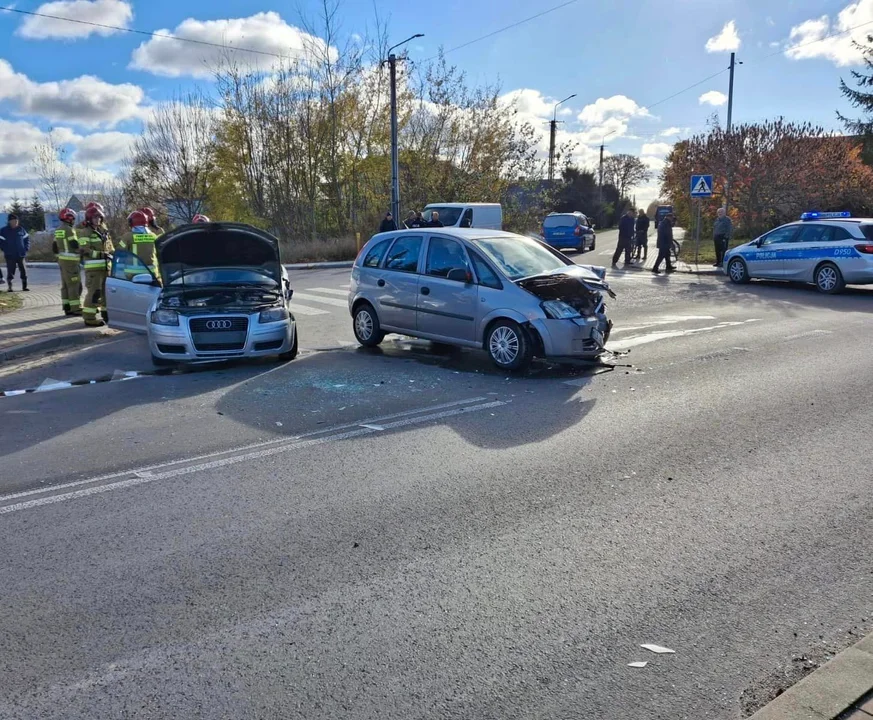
[58,207,76,225]
[140,206,156,224]
[128,210,148,227]
[85,205,105,224]
[192,214,210,223]
[85,201,105,215]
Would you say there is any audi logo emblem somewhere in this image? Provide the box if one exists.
[205,320,233,330]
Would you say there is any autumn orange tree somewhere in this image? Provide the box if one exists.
[661,119,873,238]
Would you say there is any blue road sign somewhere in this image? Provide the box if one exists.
[690,174,713,198]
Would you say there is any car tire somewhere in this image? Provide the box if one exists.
[486,319,533,371]
[727,257,750,284]
[278,329,299,361]
[151,354,176,368]
[814,262,845,294]
[353,302,385,347]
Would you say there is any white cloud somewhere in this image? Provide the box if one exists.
[785,0,873,66]
[577,95,649,125]
[640,142,673,156]
[0,119,46,166]
[660,126,681,137]
[706,20,741,52]
[0,60,144,127]
[17,0,133,40]
[72,131,137,164]
[640,155,666,172]
[699,90,728,106]
[130,11,334,78]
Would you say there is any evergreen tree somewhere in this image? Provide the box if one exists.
[839,37,873,135]
[8,195,25,220]
[27,194,46,231]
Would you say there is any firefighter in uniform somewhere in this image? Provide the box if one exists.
[118,210,158,279]
[79,204,113,327]
[192,214,210,223]
[53,208,82,316]
[141,206,164,236]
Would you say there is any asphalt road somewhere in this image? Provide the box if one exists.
[1,258,872,719]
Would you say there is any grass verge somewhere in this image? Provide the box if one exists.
[679,237,748,265]
[0,292,24,314]
[279,236,359,263]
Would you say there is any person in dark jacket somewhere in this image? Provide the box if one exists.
[612,209,636,267]
[428,210,444,228]
[378,212,397,233]
[633,209,650,262]
[406,211,426,229]
[652,214,677,274]
[0,213,30,291]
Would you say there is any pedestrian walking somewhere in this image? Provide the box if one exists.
[613,209,636,267]
[428,210,444,228]
[0,213,30,292]
[652,213,677,274]
[713,207,732,267]
[378,212,397,233]
[634,208,650,262]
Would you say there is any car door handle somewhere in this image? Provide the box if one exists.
[420,287,430,296]
[377,279,385,287]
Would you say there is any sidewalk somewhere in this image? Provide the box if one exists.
[0,271,119,363]
[750,631,873,719]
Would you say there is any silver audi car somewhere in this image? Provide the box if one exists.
[349,228,614,371]
[105,222,298,366]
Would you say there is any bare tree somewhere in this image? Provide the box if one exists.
[602,154,651,202]
[126,92,216,224]
[32,131,76,210]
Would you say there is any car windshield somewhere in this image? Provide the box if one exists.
[166,267,278,287]
[473,235,568,280]
[426,207,463,225]
[543,215,577,229]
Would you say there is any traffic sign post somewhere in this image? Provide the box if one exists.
[690,175,713,266]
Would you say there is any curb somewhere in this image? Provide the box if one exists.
[26,261,356,270]
[0,332,108,364]
[750,632,873,719]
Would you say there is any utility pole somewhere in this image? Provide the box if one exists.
[724,51,741,213]
[548,94,575,183]
[385,34,424,224]
[597,130,616,209]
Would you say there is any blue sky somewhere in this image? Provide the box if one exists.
[0,0,871,208]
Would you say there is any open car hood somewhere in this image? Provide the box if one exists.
[156,223,283,287]
[516,263,616,298]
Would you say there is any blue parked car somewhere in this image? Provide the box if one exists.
[541,212,596,254]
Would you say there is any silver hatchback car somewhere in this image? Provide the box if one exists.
[349,229,614,370]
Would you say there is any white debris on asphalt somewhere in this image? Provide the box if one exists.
[627,661,648,668]
[360,423,385,431]
[641,644,675,654]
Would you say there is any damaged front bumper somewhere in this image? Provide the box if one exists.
[530,314,612,359]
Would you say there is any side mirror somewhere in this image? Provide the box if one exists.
[132,273,155,285]
[447,268,472,283]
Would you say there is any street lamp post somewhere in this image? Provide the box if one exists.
[385,34,424,225]
[598,129,617,206]
[548,93,576,183]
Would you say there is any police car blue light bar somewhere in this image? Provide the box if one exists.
[800,211,851,221]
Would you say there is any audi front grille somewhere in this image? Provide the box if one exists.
[189,316,249,352]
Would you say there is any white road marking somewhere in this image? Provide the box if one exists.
[291,291,350,308]
[610,316,716,335]
[308,287,351,297]
[289,303,330,316]
[0,400,506,515]
[340,284,350,289]
[608,319,761,351]
[0,397,490,504]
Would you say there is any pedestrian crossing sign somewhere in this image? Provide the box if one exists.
[690,174,713,198]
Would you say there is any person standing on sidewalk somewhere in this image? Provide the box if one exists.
[53,208,82,315]
[378,212,397,233]
[713,207,732,267]
[652,213,677,274]
[0,213,29,292]
[613,209,636,267]
[633,208,650,262]
[79,204,113,327]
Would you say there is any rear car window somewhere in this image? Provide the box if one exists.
[795,224,833,243]
[426,237,470,278]
[543,215,577,229]
[384,236,423,273]
[362,238,391,268]
[861,225,873,241]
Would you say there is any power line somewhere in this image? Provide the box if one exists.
[422,0,580,62]
[0,5,294,61]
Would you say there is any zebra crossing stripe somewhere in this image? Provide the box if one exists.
[291,292,349,308]
[309,287,350,297]
[289,304,330,316]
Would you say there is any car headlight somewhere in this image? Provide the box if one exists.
[150,309,179,326]
[259,307,289,323]
[541,300,581,319]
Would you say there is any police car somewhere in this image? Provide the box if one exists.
[724,212,873,294]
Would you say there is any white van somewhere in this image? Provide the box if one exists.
[422,203,503,230]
